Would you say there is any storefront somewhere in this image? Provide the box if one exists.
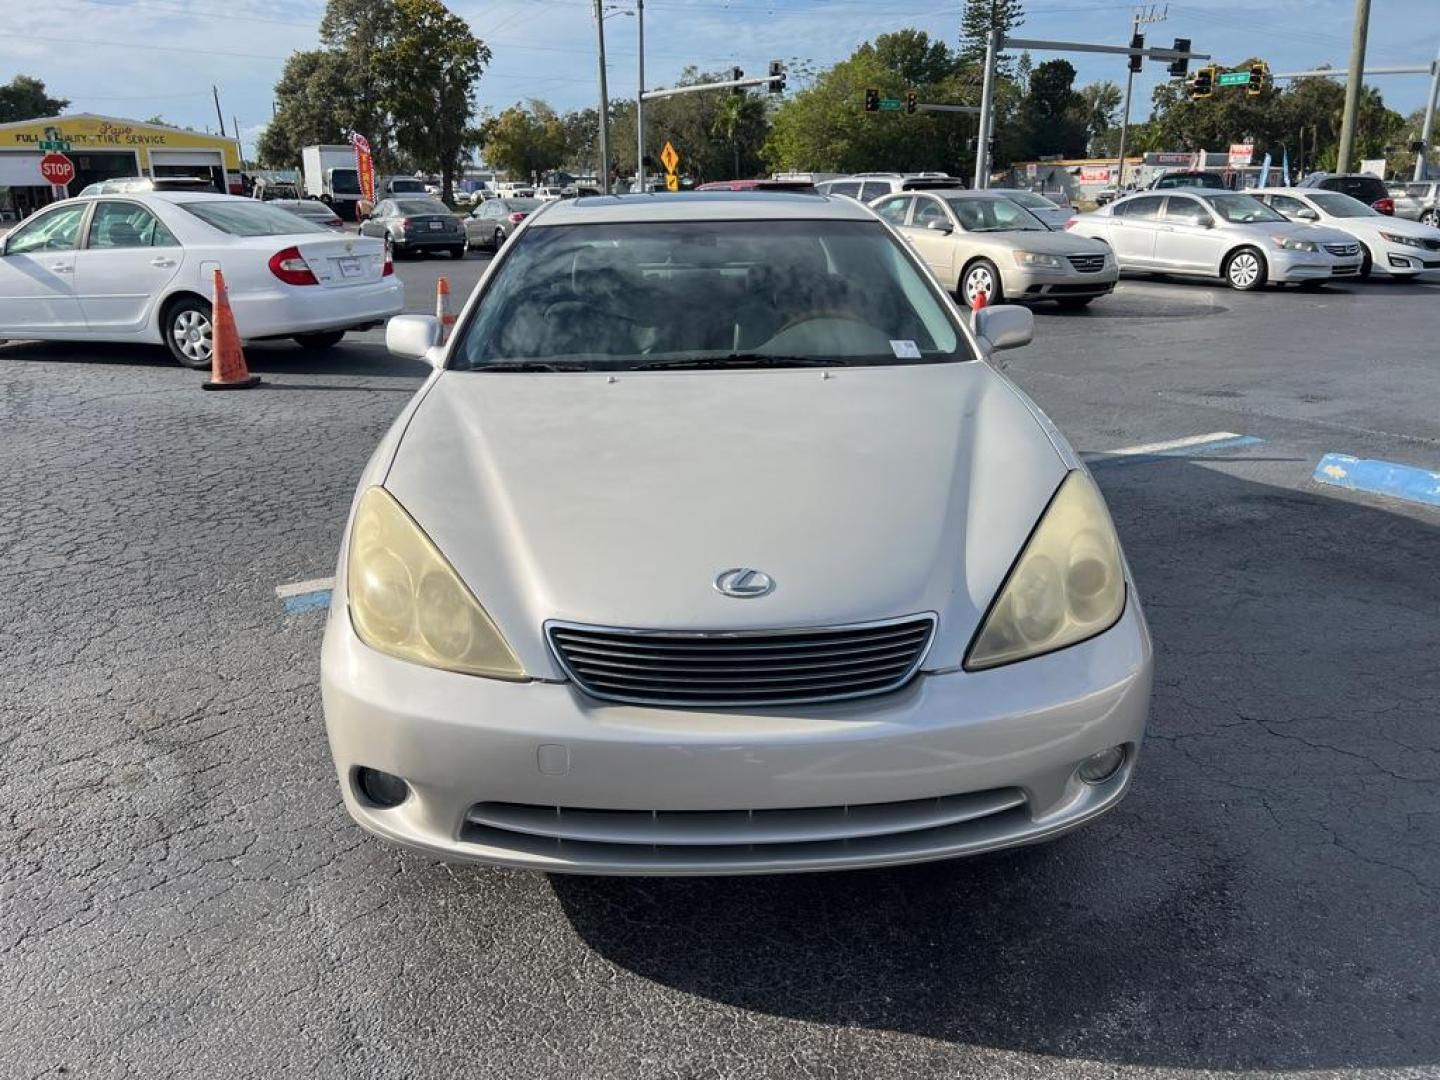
[0,114,242,222]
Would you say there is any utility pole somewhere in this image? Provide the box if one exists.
[1336,0,1371,174]
[1116,5,1167,191]
[973,28,998,188]
[636,0,645,191]
[593,0,611,193]
[212,86,226,137]
[1417,51,1440,181]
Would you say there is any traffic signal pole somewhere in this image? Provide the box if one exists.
[973,29,999,188]
[1336,0,1372,175]
[1420,53,1440,180]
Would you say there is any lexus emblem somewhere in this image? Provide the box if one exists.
[714,568,775,598]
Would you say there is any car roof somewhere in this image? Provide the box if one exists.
[533,191,871,224]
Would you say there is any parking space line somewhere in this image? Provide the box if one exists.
[1084,431,1264,468]
[276,576,334,614]
[1313,453,1440,508]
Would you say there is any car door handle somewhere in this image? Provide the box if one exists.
[49,263,72,274]
[1156,225,1175,232]
[150,257,177,268]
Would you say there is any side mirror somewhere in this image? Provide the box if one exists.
[926,219,954,234]
[973,304,1034,354]
[386,314,443,367]
[1197,216,1215,228]
[1297,208,1319,221]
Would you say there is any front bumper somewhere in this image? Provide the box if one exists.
[230,278,404,338]
[1006,262,1119,300]
[1268,249,1351,281]
[1378,244,1440,275]
[321,597,1154,875]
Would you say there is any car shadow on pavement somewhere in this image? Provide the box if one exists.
[0,339,429,380]
[550,457,1440,1072]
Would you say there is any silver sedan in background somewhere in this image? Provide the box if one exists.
[1066,190,1362,290]
[987,188,1076,230]
[464,196,542,251]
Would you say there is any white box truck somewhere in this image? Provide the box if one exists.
[302,145,363,220]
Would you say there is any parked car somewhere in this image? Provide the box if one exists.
[1253,187,1440,277]
[818,173,964,201]
[323,191,1152,875]
[1388,180,1440,226]
[872,189,1117,308]
[533,186,566,202]
[0,193,400,367]
[251,177,299,201]
[986,188,1076,229]
[694,179,816,192]
[1066,190,1361,290]
[78,176,219,196]
[464,196,541,251]
[359,197,466,258]
[378,176,430,198]
[1147,170,1227,191]
[1296,172,1394,214]
[269,198,346,231]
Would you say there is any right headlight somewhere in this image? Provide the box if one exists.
[965,471,1126,671]
[347,486,526,680]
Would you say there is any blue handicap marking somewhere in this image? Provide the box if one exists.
[282,589,332,614]
[1313,453,1440,509]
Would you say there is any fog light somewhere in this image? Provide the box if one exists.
[1388,255,1412,269]
[1077,746,1126,785]
[355,766,410,808]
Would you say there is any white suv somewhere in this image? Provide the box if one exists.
[816,173,965,202]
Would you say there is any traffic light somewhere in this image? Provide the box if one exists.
[1190,66,1214,99]
[1129,33,1144,74]
[768,59,785,95]
[730,66,744,96]
[1167,38,1191,78]
[905,90,918,114]
[864,87,879,113]
[1247,63,1266,96]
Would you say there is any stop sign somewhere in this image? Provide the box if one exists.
[40,152,75,187]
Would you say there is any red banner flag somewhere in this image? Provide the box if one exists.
[351,133,375,205]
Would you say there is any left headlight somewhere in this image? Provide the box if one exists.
[965,471,1126,671]
[1012,250,1065,269]
[1271,234,1318,252]
[347,486,526,680]
[1379,230,1425,248]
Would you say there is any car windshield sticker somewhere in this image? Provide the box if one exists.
[889,340,922,359]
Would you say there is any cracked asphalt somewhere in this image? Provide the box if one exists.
[2,257,1437,1079]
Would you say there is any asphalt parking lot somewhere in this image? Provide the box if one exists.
[2,258,1437,1079]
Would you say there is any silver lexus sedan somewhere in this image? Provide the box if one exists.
[322,191,1153,875]
[1067,189,1362,290]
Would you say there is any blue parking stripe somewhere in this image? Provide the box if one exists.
[1313,453,1440,508]
[282,590,332,614]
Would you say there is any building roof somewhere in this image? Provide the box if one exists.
[534,191,870,225]
[0,113,239,145]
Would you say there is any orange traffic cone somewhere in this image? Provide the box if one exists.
[436,276,456,344]
[970,287,988,329]
[202,268,261,390]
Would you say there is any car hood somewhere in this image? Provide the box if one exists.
[975,229,1103,254]
[382,363,1069,678]
[1230,220,1355,245]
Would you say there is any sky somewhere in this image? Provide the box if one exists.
[2,0,1437,161]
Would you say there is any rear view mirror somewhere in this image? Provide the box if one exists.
[387,314,443,367]
[973,304,1034,354]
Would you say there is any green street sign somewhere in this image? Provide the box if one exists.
[38,140,71,151]
[1216,71,1250,87]
[878,99,903,111]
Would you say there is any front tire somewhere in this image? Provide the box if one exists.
[1421,209,1438,227]
[1359,245,1373,279]
[493,227,505,250]
[449,245,466,259]
[1223,247,1266,291]
[960,259,1003,308]
[293,331,346,350]
[164,296,214,369]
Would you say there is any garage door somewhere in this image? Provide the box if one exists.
[149,150,224,170]
[0,154,45,186]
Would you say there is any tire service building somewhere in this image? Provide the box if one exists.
[0,114,243,221]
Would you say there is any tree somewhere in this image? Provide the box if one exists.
[380,0,489,200]
[0,75,69,123]
[560,108,600,175]
[1019,59,1087,159]
[873,29,961,87]
[319,0,400,172]
[1078,81,1122,147]
[960,0,1025,73]
[256,50,351,168]
[608,69,772,181]
[480,101,568,182]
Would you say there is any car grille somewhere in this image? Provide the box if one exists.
[461,787,1028,868]
[1325,242,1361,257]
[1066,253,1107,273]
[547,616,937,707]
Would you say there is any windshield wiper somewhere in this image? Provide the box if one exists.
[474,361,592,372]
[630,353,842,371]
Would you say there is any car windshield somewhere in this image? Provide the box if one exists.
[451,218,970,371]
[389,180,426,193]
[502,198,541,212]
[944,196,1047,231]
[1205,194,1285,224]
[1308,192,1379,218]
[1003,191,1057,209]
[330,168,361,195]
[396,199,451,215]
[181,200,331,236]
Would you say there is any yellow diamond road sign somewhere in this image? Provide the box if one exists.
[665,173,680,192]
[660,140,679,174]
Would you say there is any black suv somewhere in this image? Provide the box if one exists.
[1296,173,1394,214]
[1148,170,1228,190]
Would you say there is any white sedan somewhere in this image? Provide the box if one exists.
[321,192,1153,875]
[1252,187,1440,278]
[0,192,403,368]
